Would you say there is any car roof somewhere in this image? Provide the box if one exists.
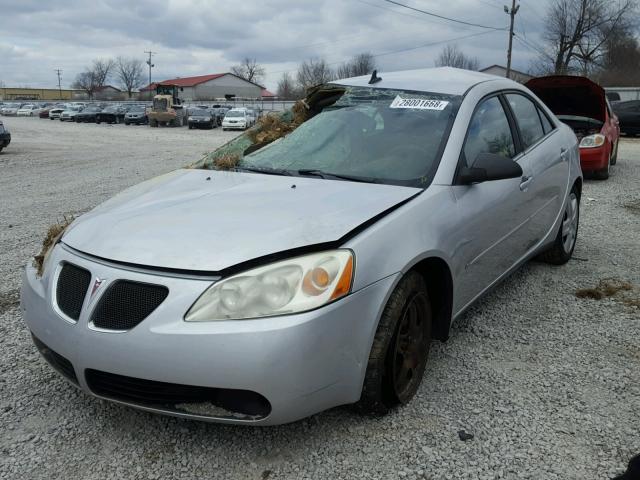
[333,66,507,96]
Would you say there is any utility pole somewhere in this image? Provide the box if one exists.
[55,69,63,99]
[144,51,156,87]
[504,0,519,79]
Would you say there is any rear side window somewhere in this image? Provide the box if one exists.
[506,93,545,149]
[463,96,516,165]
[538,107,554,134]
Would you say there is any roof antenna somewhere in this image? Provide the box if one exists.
[368,70,382,85]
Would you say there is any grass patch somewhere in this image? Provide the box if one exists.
[576,278,640,309]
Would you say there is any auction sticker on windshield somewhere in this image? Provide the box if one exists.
[390,95,449,111]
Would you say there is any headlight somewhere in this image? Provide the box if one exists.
[188,117,194,121]
[185,250,354,321]
[579,134,605,148]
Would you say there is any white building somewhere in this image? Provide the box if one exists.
[141,73,264,101]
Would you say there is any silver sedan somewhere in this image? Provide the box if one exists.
[21,67,582,425]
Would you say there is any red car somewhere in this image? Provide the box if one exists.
[526,76,620,179]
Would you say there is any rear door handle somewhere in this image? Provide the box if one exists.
[520,175,533,191]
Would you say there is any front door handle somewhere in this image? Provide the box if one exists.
[560,148,567,160]
[520,175,533,191]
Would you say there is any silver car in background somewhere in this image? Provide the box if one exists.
[21,67,582,425]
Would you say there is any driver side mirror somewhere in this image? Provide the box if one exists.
[458,153,523,185]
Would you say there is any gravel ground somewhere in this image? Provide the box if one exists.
[0,117,638,480]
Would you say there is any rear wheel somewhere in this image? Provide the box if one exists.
[357,271,432,415]
[149,119,158,127]
[537,187,580,265]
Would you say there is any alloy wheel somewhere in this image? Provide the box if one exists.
[562,192,578,253]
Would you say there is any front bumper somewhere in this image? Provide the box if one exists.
[0,132,10,147]
[21,244,396,425]
[579,145,609,171]
[222,122,246,129]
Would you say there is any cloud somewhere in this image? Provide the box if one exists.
[0,0,551,90]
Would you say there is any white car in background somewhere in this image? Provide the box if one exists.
[17,104,41,116]
[48,105,68,120]
[1,103,23,116]
[60,105,83,122]
[222,108,251,130]
[245,108,257,126]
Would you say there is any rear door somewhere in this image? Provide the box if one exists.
[503,92,568,251]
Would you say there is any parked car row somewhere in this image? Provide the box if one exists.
[1,101,262,132]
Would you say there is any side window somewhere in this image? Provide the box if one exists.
[463,96,516,165]
[538,107,554,134]
[506,93,545,149]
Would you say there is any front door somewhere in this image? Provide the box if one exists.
[451,95,531,311]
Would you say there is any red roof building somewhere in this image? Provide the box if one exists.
[140,73,266,101]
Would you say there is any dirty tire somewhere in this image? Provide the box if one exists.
[610,141,618,165]
[537,187,580,265]
[356,271,432,416]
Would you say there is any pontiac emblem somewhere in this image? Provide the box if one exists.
[90,277,105,298]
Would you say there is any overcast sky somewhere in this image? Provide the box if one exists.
[0,0,552,91]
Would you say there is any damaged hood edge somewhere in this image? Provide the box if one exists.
[61,169,422,272]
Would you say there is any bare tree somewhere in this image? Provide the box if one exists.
[296,58,335,89]
[276,72,302,100]
[92,58,115,87]
[596,27,640,85]
[230,57,266,85]
[115,57,144,98]
[71,58,115,99]
[541,0,637,74]
[336,52,377,79]
[435,44,479,70]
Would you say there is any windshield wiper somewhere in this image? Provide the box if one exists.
[296,169,378,183]
[234,166,291,176]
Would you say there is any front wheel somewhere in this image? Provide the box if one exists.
[537,188,580,265]
[356,271,432,415]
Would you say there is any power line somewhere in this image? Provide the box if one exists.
[381,0,507,30]
[354,0,474,29]
[372,29,499,58]
[513,32,550,59]
[264,29,500,77]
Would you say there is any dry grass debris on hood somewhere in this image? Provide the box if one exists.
[33,215,74,277]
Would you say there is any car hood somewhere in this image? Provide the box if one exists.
[526,75,606,122]
[62,169,420,272]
